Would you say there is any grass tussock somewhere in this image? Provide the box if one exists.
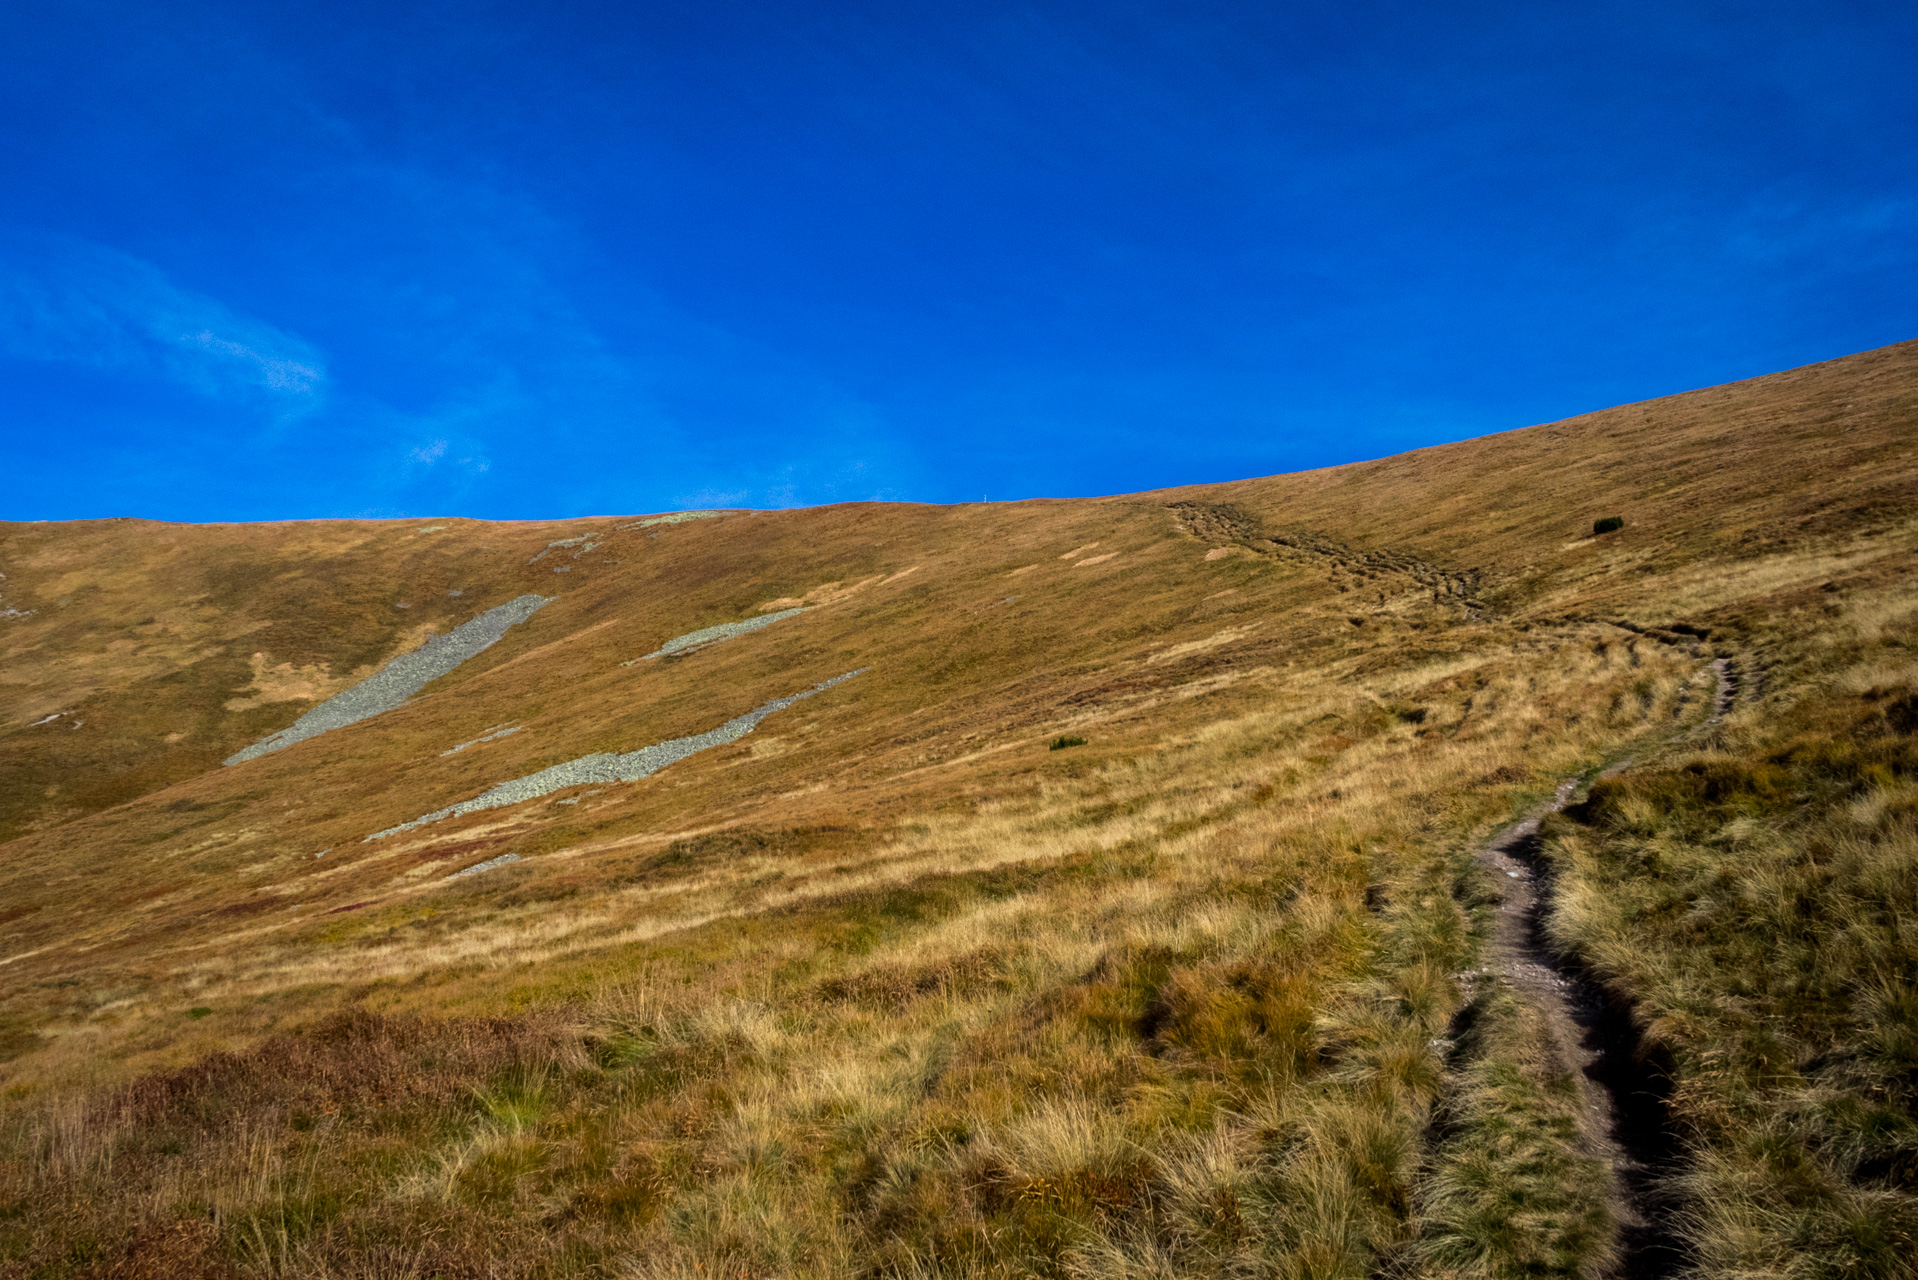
[1413,979,1615,1280]
[0,1009,597,1278]
[0,625,1704,1278]
[1540,587,1918,1279]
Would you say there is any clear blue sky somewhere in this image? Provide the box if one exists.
[3,1,1914,520]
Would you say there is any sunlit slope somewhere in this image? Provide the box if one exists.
[0,518,549,841]
[1173,336,1918,617]
[0,498,1408,1035]
[0,337,1912,1079]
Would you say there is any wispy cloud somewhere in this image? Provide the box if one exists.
[674,486,751,508]
[0,229,327,408]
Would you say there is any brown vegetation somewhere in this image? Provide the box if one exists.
[1541,571,1918,1278]
[0,339,1914,1277]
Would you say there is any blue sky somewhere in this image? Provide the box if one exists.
[2,1,1914,520]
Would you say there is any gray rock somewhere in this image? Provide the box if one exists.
[440,724,523,757]
[626,510,725,529]
[622,607,809,665]
[225,594,552,766]
[365,669,864,841]
[447,852,520,880]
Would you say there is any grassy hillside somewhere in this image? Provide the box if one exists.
[0,339,1913,1278]
[1539,563,1918,1276]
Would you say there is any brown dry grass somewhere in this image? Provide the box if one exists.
[0,339,1914,1277]
[1536,578,1918,1279]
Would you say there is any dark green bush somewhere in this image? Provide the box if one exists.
[1049,736,1088,751]
[1593,516,1624,535]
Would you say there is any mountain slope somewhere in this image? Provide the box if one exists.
[0,339,1913,1280]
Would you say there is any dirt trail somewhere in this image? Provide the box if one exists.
[1163,500,1485,605]
[1472,656,1732,1278]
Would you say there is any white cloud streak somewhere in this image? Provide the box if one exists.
[0,230,327,407]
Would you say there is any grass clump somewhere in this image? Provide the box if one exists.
[1051,735,1089,750]
[0,629,1688,1278]
[1415,979,1615,1278]
[1539,591,1918,1279]
[0,1009,598,1278]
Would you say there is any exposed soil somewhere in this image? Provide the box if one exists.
[1471,658,1735,1278]
[1710,655,1737,719]
[1163,499,1485,604]
[1480,802,1687,1278]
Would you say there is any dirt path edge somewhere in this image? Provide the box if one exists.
[1468,656,1732,1278]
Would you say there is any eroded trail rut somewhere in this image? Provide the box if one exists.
[1472,657,1731,1277]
